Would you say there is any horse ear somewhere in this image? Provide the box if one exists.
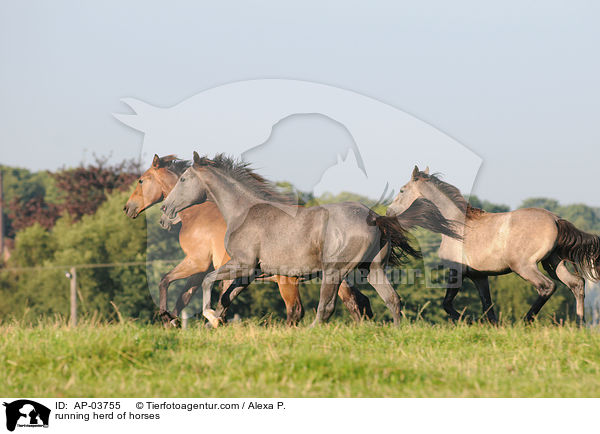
[152,154,161,168]
[412,165,419,180]
[193,151,201,167]
[424,166,430,175]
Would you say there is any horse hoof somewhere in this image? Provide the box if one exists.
[203,309,221,328]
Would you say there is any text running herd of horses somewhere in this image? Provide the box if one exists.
[124,153,600,327]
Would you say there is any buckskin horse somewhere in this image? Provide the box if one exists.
[386,166,600,325]
[124,154,373,326]
[162,153,460,327]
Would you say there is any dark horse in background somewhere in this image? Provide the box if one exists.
[162,153,460,327]
[124,154,373,326]
[387,166,600,325]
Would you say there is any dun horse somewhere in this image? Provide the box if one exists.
[162,153,460,327]
[124,155,373,326]
[387,166,600,324]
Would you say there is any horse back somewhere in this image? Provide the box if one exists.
[459,207,558,272]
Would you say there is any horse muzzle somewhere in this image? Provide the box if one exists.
[123,203,139,219]
[159,213,179,231]
[161,203,178,219]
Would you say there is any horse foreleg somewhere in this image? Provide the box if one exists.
[442,287,461,321]
[213,277,255,321]
[470,276,497,324]
[201,263,256,328]
[158,257,199,326]
[170,269,213,326]
[214,279,233,322]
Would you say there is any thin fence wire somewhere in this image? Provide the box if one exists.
[0,241,445,273]
[0,259,181,273]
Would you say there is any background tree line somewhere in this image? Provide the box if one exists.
[1,159,599,325]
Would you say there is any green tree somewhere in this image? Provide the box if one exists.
[520,198,560,212]
[0,165,593,325]
[0,165,59,237]
[466,195,510,213]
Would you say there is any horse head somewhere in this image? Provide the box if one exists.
[123,154,181,218]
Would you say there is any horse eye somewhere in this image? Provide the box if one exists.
[138,179,143,184]
[180,177,185,182]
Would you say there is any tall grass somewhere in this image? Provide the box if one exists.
[1,318,599,397]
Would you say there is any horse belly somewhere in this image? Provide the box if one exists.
[258,242,321,277]
[464,252,511,274]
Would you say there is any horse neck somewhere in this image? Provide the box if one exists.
[153,169,196,224]
[421,183,467,238]
[157,170,180,197]
[201,169,267,226]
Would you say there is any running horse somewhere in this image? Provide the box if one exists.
[386,166,600,324]
[124,155,373,326]
[162,153,460,327]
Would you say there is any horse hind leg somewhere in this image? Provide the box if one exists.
[525,255,559,322]
[311,272,343,327]
[531,255,586,326]
[514,261,557,322]
[367,263,403,326]
[554,260,585,326]
[337,280,373,322]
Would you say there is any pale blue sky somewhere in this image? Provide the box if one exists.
[1,1,599,207]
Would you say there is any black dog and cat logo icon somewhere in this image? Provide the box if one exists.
[3,400,50,431]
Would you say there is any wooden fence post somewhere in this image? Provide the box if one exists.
[70,267,77,327]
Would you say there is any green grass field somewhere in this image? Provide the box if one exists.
[1,319,599,397]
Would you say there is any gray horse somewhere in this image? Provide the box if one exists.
[162,153,460,327]
[387,166,600,324]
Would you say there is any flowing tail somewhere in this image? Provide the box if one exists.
[368,198,462,265]
[394,198,462,240]
[555,219,600,281]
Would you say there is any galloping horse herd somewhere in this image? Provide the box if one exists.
[124,153,600,327]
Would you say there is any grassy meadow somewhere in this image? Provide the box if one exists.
[1,318,599,398]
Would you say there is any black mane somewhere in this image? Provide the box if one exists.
[157,155,192,177]
[415,171,484,218]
